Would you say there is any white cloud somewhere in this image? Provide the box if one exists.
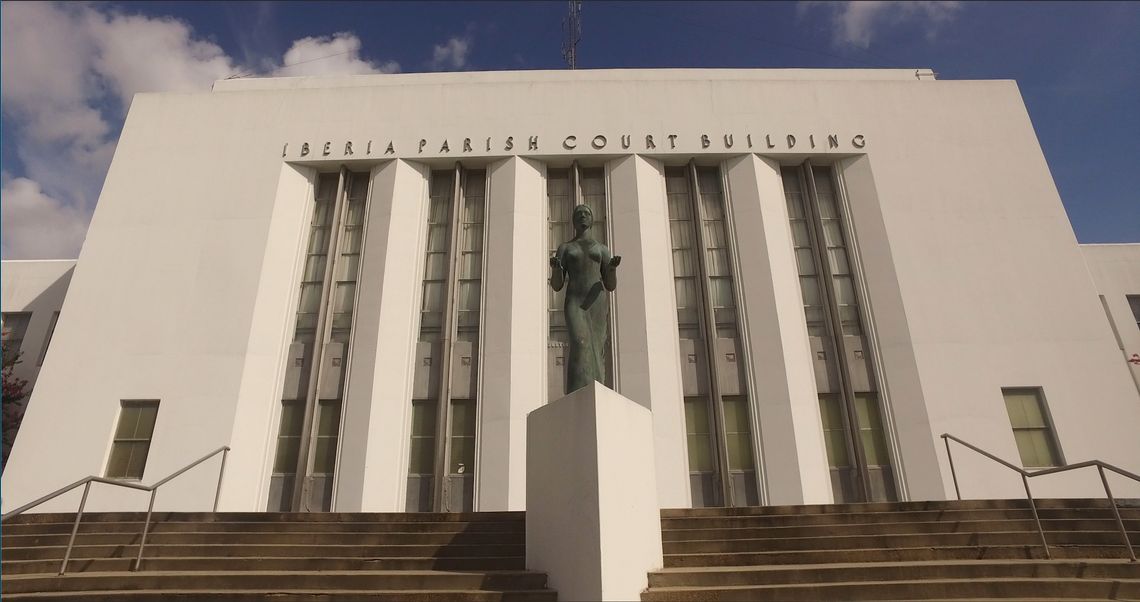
[0,4,395,259]
[85,11,239,101]
[430,36,471,71]
[275,33,399,76]
[804,1,962,48]
[0,174,90,260]
[0,2,239,259]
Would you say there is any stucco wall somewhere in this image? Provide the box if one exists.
[5,69,1138,513]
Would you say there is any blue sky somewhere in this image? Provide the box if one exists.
[2,1,1137,258]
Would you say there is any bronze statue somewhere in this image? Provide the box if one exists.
[549,204,620,394]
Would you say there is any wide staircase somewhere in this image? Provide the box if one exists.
[644,498,1140,601]
[1,510,556,601]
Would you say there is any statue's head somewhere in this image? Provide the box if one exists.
[572,203,594,231]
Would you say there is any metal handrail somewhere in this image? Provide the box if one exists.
[941,433,1137,562]
[2,445,230,575]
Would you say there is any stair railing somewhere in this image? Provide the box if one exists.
[941,433,1137,562]
[1,445,230,575]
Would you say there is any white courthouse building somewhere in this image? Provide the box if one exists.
[3,68,1140,515]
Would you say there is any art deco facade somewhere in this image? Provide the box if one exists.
[3,69,1139,515]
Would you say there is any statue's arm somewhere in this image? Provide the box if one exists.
[549,248,566,292]
[601,247,620,292]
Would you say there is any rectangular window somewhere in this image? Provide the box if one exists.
[268,169,371,512]
[1003,388,1062,468]
[106,400,159,480]
[37,311,60,366]
[666,164,757,508]
[407,167,486,512]
[1,312,32,358]
[783,163,896,503]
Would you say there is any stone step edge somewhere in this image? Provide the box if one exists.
[1,569,546,580]
[651,558,1140,573]
[662,518,1140,531]
[4,512,523,522]
[661,508,1140,522]
[2,532,526,542]
[660,498,1140,515]
[642,576,1140,592]
[663,530,1140,544]
[0,556,530,573]
[0,588,558,597]
[663,543,1135,559]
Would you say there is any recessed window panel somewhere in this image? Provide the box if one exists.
[106,400,159,480]
[1003,388,1062,467]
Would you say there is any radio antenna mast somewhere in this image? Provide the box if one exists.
[562,1,582,69]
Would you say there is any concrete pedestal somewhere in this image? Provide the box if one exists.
[526,382,664,601]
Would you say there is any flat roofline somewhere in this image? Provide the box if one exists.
[212,67,939,93]
[1079,243,1140,247]
[1,259,78,264]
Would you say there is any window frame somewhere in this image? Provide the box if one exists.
[106,399,160,481]
[1001,387,1064,468]
[1127,295,1140,333]
[1,311,32,358]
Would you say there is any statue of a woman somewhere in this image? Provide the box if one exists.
[549,204,620,394]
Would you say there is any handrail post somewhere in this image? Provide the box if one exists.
[1097,465,1136,562]
[1021,473,1050,559]
[213,447,229,512]
[59,481,92,575]
[942,435,961,500]
[133,489,158,571]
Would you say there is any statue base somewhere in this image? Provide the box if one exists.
[525,382,664,601]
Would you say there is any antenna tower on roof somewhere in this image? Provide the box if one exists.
[562,1,582,69]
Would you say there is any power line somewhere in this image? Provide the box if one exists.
[226,47,357,80]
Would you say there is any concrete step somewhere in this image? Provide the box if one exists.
[661,517,1140,540]
[662,507,1140,529]
[2,556,529,575]
[4,530,524,547]
[663,530,1140,554]
[648,559,1140,587]
[1,589,558,601]
[660,498,1140,518]
[664,544,1138,567]
[2,520,525,536]
[640,577,1140,601]
[4,511,524,524]
[1,570,550,595]
[2,542,525,562]
[661,518,1140,541]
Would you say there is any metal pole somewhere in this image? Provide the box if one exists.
[213,448,229,512]
[1021,474,1050,559]
[60,481,92,575]
[1098,465,1136,562]
[943,436,961,500]
[133,490,157,571]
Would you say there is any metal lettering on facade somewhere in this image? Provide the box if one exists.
[281,132,868,159]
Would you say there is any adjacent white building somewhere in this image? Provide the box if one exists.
[3,68,1139,515]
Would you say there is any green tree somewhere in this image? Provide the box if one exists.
[2,346,30,470]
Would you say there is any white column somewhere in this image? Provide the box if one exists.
[476,156,547,511]
[225,163,315,511]
[607,154,691,509]
[526,383,663,602]
[335,159,430,511]
[724,154,833,505]
[839,155,942,501]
